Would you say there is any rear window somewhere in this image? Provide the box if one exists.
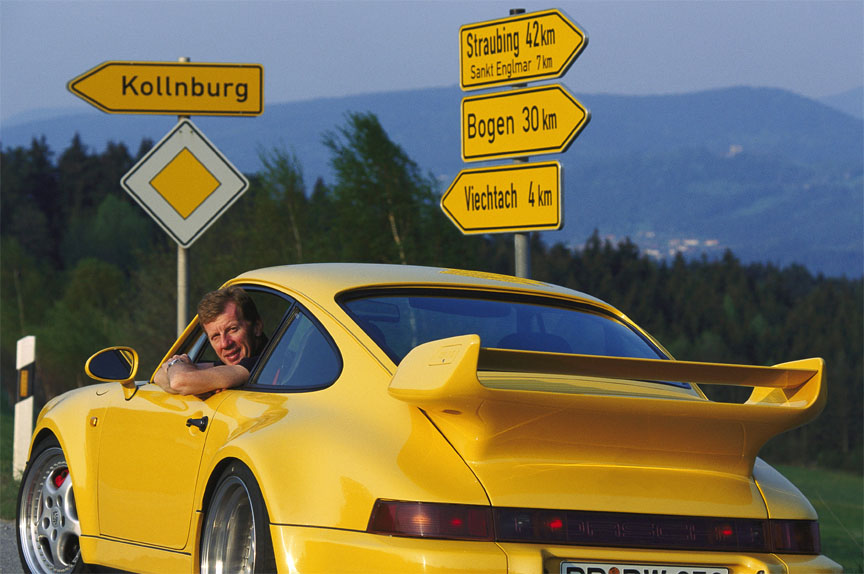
[340,290,666,365]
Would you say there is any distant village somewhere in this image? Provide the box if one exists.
[574,231,724,262]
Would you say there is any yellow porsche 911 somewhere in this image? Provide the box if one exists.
[17,264,841,573]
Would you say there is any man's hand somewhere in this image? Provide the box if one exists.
[153,354,190,394]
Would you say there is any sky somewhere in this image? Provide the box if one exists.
[1,0,862,124]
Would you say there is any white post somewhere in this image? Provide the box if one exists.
[14,336,36,480]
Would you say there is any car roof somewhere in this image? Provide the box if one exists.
[232,263,608,306]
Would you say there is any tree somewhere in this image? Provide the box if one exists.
[323,112,436,265]
[257,146,308,262]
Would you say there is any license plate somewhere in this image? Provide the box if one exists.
[560,563,730,574]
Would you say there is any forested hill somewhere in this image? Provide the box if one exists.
[1,111,861,470]
[2,85,862,276]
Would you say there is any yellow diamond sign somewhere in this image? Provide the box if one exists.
[150,149,220,219]
[122,120,248,247]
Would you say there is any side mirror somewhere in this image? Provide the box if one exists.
[86,347,139,386]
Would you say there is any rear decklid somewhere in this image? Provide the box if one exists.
[389,334,825,519]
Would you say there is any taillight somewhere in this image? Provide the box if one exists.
[367,500,493,541]
[771,519,821,554]
[367,500,821,554]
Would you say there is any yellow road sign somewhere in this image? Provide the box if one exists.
[440,161,562,234]
[462,84,589,162]
[460,9,587,91]
[68,61,263,116]
[121,120,249,247]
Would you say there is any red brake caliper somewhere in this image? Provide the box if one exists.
[54,469,69,488]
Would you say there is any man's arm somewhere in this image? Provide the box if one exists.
[153,354,250,396]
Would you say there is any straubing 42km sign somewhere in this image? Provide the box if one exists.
[460,9,588,90]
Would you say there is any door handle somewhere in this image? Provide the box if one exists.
[186,416,208,432]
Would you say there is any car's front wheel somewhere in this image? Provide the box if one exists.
[200,461,277,574]
[17,438,88,574]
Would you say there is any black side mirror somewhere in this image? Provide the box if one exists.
[85,347,139,384]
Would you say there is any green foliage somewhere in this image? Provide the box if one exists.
[527,231,863,470]
[0,117,860,473]
[322,111,468,266]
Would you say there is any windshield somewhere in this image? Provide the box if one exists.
[341,290,666,365]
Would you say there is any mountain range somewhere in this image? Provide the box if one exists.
[2,85,862,277]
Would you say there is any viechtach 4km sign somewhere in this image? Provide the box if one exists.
[440,161,562,235]
[460,9,588,91]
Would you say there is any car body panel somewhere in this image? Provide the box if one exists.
[389,333,825,519]
[752,459,818,520]
[270,525,508,573]
[20,263,840,573]
[29,384,112,539]
[97,385,228,548]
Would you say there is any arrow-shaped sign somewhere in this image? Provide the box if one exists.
[461,84,589,162]
[460,9,587,91]
[440,162,562,234]
[68,61,263,116]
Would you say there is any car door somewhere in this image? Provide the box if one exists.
[96,382,227,549]
[96,285,292,549]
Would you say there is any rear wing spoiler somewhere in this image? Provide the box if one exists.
[389,334,825,475]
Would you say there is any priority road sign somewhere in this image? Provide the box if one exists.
[462,84,589,162]
[121,119,249,247]
[68,61,263,116]
[460,9,587,91]
[440,161,562,234]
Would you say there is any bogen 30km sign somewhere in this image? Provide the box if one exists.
[121,120,249,247]
[461,84,590,162]
[68,61,263,116]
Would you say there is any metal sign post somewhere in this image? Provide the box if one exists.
[449,8,590,278]
[70,57,260,335]
[121,118,249,332]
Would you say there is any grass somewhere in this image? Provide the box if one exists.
[1,406,20,520]
[0,409,861,571]
[777,464,864,573]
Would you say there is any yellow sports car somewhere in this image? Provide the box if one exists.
[17,264,841,573]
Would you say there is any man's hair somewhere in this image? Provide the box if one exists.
[197,286,261,325]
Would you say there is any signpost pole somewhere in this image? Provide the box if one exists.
[177,245,188,336]
[510,9,531,279]
[514,232,531,278]
[453,7,588,279]
[177,57,190,336]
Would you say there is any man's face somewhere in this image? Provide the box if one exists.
[202,301,261,365]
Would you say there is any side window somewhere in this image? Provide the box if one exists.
[174,286,293,367]
[252,309,342,391]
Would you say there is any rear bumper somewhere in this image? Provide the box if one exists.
[269,525,842,574]
[270,524,506,573]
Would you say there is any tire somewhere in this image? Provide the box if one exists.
[17,437,89,574]
[200,461,277,574]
